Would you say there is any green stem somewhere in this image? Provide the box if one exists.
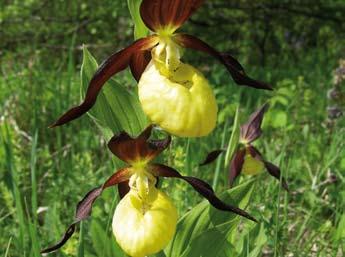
[212,120,228,190]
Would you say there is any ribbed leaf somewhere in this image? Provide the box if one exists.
[81,46,148,139]
[180,222,237,257]
[165,179,255,257]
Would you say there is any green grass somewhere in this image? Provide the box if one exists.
[0,47,344,257]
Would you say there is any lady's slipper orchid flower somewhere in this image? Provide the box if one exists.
[50,0,272,137]
[41,125,257,255]
[200,104,289,191]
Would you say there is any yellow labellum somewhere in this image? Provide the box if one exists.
[138,59,218,137]
[112,188,177,257]
[242,153,265,175]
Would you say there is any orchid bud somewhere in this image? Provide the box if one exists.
[112,188,177,257]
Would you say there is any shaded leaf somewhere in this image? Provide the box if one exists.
[165,179,256,257]
[180,222,237,257]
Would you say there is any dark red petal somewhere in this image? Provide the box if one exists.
[150,164,257,222]
[240,104,269,143]
[248,146,289,192]
[175,34,272,90]
[41,224,76,254]
[75,186,103,221]
[229,148,246,186]
[41,168,131,254]
[118,181,130,199]
[50,36,158,127]
[199,149,225,166]
[264,161,289,192]
[140,0,204,32]
[130,50,152,82]
[107,125,171,163]
[247,145,264,160]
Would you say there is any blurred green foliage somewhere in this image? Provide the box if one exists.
[1,0,345,66]
[1,0,345,256]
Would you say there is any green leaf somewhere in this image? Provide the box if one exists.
[127,0,149,40]
[165,179,256,257]
[80,46,148,140]
[333,214,345,242]
[180,222,237,257]
[225,104,240,166]
[270,110,288,128]
[234,222,267,257]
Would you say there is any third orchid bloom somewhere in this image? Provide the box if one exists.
[42,126,256,256]
[201,104,289,191]
[51,0,272,137]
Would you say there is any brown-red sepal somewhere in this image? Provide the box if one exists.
[240,104,269,143]
[41,224,76,254]
[174,34,272,90]
[130,50,152,82]
[150,164,257,222]
[41,168,131,254]
[229,148,246,186]
[140,0,204,32]
[249,146,289,192]
[150,164,214,192]
[199,149,225,166]
[50,36,158,127]
[107,125,171,164]
[264,161,289,191]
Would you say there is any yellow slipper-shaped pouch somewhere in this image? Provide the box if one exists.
[241,152,265,175]
[138,59,218,137]
[112,188,177,257]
